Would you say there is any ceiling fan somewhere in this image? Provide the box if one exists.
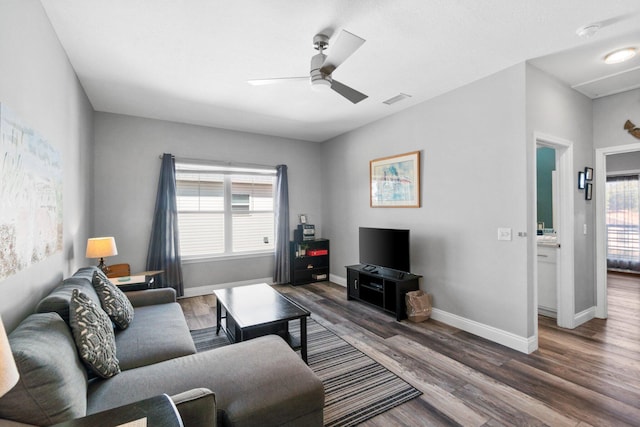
[248,30,368,104]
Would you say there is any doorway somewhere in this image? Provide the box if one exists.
[595,143,640,318]
[536,145,559,318]
[534,133,575,340]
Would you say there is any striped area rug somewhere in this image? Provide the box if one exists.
[190,319,421,427]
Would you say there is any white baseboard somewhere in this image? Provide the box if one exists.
[330,273,532,353]
[181,277,274,298]
[330,273,346,287]
[185,274,534,353]
[430,308,535,354]
[573,305,596,328]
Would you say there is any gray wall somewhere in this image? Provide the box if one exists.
[525,65,595,320]
[595,89,640,184]
[594,88,640,150]
[607,151,640,173]
[322,64,531,338]
[93,113,323,290]
[0,0,94,330]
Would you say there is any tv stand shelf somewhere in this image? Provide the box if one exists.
[346,265,421,321]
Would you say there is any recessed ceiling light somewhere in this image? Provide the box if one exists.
[604,47,637,64]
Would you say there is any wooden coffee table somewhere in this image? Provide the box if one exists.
[213,283,311,363]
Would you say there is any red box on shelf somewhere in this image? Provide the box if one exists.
[307,249,328,256]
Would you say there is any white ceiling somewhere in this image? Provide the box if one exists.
[40,0,640,142]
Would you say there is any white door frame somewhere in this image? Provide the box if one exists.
[595,142,640,318]
[534,133,575,332]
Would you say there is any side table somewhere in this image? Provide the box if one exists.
[111,270,163,292]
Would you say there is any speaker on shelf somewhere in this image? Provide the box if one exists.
[296,224,315,241]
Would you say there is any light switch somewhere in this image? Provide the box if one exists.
[583,224,587,235]
[498,228,512,241]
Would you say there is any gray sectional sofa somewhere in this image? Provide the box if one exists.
[0,267,324,426]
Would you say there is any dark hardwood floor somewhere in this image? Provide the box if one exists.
[178,273,640,426]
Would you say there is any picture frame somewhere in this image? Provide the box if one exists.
[585,183,593,200]
[578,171,585,189]
[584,167,593,181]
[370,151,420,208]
[299,214,307,224]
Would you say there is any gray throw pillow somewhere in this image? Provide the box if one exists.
[69,289,121,378]
[92,270,135,329]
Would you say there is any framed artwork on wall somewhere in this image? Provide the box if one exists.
[370,151,420,208]
[584,167,593,181]
[0,103,63,281]
[578,171,586,189]
[585,183,593,200]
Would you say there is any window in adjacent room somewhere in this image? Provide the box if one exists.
[606,174,640,272]
[175,161,276,259]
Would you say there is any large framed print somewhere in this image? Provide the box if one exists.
[370,151,420,208]
[0,103,63,280]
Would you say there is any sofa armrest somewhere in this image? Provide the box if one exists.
[125,288,176,307]
[171,388,216,427]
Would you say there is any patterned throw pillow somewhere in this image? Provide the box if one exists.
[69,289,120,378]
[92,270,135,329]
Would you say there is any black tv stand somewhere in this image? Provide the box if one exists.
[346,265,421,321]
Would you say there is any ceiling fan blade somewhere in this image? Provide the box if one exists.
[248,77,308,86]
[331,79,368,104]
[320,30,365,75]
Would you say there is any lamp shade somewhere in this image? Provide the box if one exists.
[0,318,19,398]
[86,237,118,258]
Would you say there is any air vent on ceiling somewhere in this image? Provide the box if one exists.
[383,93,412,105]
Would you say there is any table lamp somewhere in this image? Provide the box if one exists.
[0,318,19,398]
[86,237,118,273]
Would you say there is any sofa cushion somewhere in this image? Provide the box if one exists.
[0,313,88,426]
[92,271,134,329]
[69,289,121,378]
[86,335,324,426]
[35,275,101,325]
[115,302,196,370]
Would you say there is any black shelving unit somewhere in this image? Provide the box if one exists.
[289,239,330,286]
[346,264,421,321]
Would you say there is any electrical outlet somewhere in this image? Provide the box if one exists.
[498,228,512,241]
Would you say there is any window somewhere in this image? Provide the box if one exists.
[606,174,640,271]
[175,162,276,259]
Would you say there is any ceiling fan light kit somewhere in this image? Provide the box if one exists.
[311,77,332,92]
[310,47,332,91]
[248,29,368,104]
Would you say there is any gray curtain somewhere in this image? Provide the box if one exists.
[273,165,290,284]
[146,153,184,296]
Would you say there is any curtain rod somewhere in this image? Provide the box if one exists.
[159,154,276,171]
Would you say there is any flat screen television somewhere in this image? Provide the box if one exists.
[359,227,410,273]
